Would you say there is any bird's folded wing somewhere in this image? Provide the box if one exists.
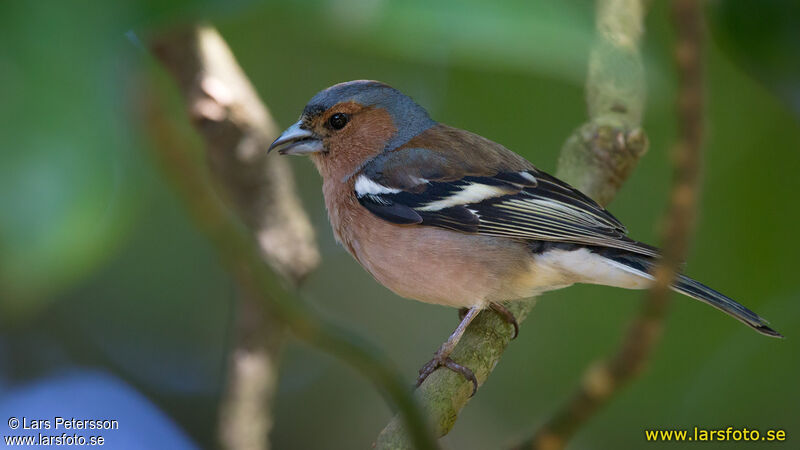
[354,145,658,257]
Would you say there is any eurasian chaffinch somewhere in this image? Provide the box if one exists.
[269,80,781,392]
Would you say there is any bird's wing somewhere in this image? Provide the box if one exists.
[354,126,658,257]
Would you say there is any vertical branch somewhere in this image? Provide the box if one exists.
[150,25,320,450]
[150,25,319,280]
[145,86,439,450]
[526,1,704,448]
[375,0,650,448]
[558,0,649,206]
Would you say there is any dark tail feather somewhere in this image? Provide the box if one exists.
[597,246,783,338]
[672,274,783,338]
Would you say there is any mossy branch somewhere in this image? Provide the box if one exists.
[526,0,704,448]
[375,0,650,448]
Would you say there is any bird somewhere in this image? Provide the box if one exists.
[268,80,782,393]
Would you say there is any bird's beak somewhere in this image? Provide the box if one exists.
[268,121,323,155]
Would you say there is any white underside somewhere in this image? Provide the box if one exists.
[530,248,653,291]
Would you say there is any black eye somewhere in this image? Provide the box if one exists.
[328,113,349,130]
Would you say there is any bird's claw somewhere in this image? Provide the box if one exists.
[416,354,478,396]
[490,303,519,339]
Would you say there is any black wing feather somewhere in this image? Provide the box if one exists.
[358,195,423,225]
[355,168,657,257]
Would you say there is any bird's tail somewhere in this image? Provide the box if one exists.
[597,247,783,338]
[671,273,782,338]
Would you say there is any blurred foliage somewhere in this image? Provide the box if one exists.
[707,0,800,116]
[0,0,798,449]
[0,2,143,318]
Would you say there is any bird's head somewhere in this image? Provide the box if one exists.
[269,80,436,178]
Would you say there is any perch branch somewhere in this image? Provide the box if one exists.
[150,25,319,450]
[148,25,436,450]
[375,0,650,447]
[526,1,704,448]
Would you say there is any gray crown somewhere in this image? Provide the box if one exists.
[303,80,437,151]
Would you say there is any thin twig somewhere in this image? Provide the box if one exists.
[150,25,319,450]
[525,1,703,448]
[145,28,438,450]
[375,0,650,447]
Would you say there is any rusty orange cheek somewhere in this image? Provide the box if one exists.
[348,107,397,148]
[320,107,397,180]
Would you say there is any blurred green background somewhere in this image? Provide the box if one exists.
[1,0,798,448]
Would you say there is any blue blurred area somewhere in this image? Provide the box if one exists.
[0,370,197,449]
[0,0,798,449]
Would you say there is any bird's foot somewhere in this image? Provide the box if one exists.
[416,352,478,396]
[419,306,481,395]
[489,302,519,339]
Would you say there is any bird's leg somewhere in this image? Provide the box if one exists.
[489,302,519,339]
[417,306,481,395]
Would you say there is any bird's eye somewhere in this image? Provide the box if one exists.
[328,113,349,130]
